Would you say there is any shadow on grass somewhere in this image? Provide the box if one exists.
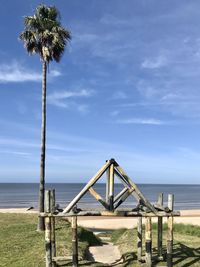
[173,242,200,267]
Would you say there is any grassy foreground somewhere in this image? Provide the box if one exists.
[0,213,105,267]
[0,214,200,266]
[109,223,200,266]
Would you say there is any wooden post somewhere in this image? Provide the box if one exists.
[157,193,163,259]
[72,216,78,267]
[137,217,142,262]
[45,190,52,267]
[145,217,152,267]
[167,194,174,267]
[168,194,174,211]
[106,165,110,204]
[109,163,114,211]
[50,190,56,266]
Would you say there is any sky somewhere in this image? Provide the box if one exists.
[0,0,200,184]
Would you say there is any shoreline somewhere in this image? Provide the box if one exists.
[1,208,200,229]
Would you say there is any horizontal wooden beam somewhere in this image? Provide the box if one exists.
[40,210,180,218]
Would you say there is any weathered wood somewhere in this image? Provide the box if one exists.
[168,194,174,211]
[157,193,163,259]
[114,169,140,202]
[40,210,180,218]
[114,188,134,209]
[50,190,56,267]
[45,190,52,267]
[52,256,83,262]
[167,216,173,267]
[89,187,109,209]
[109,163,114,211]
[63,160,112,213]
[145,217,152,267]
[106,167,110,203]
[114,187,128,203]
[72,216,78,267]
[137,217,142,262]
[167,194,174,267]
[115,164,157,213]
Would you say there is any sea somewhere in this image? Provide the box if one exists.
[0,183,199,210]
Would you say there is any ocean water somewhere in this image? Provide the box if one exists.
[0,183,199,210]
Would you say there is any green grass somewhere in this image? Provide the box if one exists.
[109,223,200,266]
[0,214,104,267]
[1,214,200,266]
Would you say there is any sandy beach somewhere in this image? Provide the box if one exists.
[1,208,200,230]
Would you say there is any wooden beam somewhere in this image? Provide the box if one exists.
[114,187,128,203]
[106,166,110,204]
[63,160,112,213]
[167,194,174,267]
[72,216,78,267]
[137,217,142,262]
[114,169,140,202]
[45,190,52,267]
[157,193,163,260]
[109,163,114,211]
[50,190,56,267]
[115,164,157,213]
[40,210,180,218]
[89,187,109,209]
[145,217,152,267]
[114,188,134,209]
[168,194,174,211]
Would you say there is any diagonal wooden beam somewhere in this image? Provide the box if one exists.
[114,168,140,202]
[89,187,109,210]
[114,188,135,209]
[115,163,157,214]
[63,160,112,213]
[114,187,129,203]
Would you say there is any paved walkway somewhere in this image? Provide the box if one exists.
[88,238,122,265]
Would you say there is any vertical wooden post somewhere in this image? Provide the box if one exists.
[45,190,52,267]
[109,163,114,211]
[145,217,152,267]
[168,194,174,211]
[157,193,163,259]
[167,194,174,267]
[50,190,56,266]
[72,216,78,267]
[106,164,110,204]
[137,217,142,262]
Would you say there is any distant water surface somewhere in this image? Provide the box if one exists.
[0,183,199,210]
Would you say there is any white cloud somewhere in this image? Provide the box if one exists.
[116,118,166,125]
[47,89,94,108]
[141,55,168,69]
[0,61,61,83]
[112,91,128,100]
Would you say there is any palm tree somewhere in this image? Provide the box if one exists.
[19,4,71,231]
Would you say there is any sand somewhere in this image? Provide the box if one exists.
[0,208,200,229]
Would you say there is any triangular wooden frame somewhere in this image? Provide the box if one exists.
[63,159,157,214]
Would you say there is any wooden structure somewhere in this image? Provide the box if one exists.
[40,158,180,267]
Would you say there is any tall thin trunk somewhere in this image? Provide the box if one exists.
[37,60,47,231]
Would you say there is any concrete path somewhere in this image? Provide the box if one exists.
[88,240,122,265]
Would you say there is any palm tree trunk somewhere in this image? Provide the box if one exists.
[37,60,47,231]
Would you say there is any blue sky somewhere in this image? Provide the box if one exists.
[0,0,200,183]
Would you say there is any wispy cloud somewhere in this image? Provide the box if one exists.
[116,118,167,125]
[47,89,94,108]
[141,55,168,69]
[0,61,61,83]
